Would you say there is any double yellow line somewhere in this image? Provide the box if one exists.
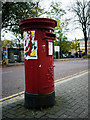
[0,69,89,104]
[0,91,24,104]
[55,69,89,84]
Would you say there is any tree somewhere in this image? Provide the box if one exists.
[71,38,80,51]
[2,1,44,47]
[2,2,34,28]
[69,0,89,55]
[2,2,45,31]
[54,39,72,53]
[2,39,14,48]
[54,19,69,58]
[46,2,69,58]
[46,2,66,19]
[61,40,73,53]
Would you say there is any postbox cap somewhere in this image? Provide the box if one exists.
[19,18,57,30]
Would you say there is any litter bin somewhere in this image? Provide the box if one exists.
[19,18,57,108]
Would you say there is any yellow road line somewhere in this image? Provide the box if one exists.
[0,69,89,104]
[0,94,24,104]
[0,91,24,102]
[55,70,88,85]
[55,69,89,83]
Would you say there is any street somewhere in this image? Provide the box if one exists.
[1,59,88,98]
[54,59,88,80]
[1,70,88,118]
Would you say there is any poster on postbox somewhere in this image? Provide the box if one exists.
[23,30,38,60]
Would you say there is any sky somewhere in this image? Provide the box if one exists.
[1,0,86,41]
[39,0,84,41]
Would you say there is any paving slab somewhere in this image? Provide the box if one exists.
[0,72,88,119]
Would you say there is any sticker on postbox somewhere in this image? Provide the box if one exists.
[48,42,53,55]
[23,31,38,60]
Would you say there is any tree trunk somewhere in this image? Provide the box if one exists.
[60,46,62,58]
[60,39,62,58]
[83,30,87,55]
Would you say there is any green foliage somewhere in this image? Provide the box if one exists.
[2,1,69,50]
[46,1,70,55]
[2,38,24,48]
[2,1,44,48]
[46,2,66,19]
[71,38,80,51]
[46,2,69,43]
[2,2,34,28]
[69,0,89,55]
[54,18,70,54]
[83,55,90,58]
[2,39,14,48]
[55,19,69,40]
[2,2,45,29]
[61,40,72,53]
[54,39,72,53]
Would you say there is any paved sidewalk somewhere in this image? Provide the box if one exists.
[1,72,88,119]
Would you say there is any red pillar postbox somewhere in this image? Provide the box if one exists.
[19,18,57,108]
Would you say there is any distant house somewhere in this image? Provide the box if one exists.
[79,39,85,52]
[71,38,89,57]
[77,39,89,54]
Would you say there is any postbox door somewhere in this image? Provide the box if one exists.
[37,30,55,94]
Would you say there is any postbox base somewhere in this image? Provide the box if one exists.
[25,91,55,108]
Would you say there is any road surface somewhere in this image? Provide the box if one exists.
[1,59,88,98]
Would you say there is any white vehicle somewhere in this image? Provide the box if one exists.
[62,54,67,58]
[14,55,18,62]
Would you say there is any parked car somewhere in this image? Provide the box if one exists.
[62,54,67,58]
[14,55,19,62]
[71,54,75,58]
